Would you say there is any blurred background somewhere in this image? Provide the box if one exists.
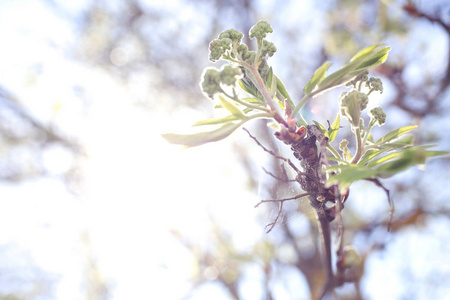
[0,0,449,299]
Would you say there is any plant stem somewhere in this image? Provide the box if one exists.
[351,127,363,163]
[316,209,334,299]
[291,94,310,118]
[242,61,288,126]
[225,90,271,112]
[245,112,274,121]
[361,119,375,146]
[327,143,342,160]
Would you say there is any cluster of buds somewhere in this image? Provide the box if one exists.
[201,65,242,99]
[339,72,385,128]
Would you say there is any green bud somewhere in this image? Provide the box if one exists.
[200,66,242,99]
[261,40,277,57]
[339,90,368,127]
[220,65,242,86]
[237,44,249,58]
[249,20,273,40]
[243,51,256,64]
[208,38,232,62]
[369,107,386,126]
[367,77,383,93]
[346,70,369,87]
[258,59,270,81]
[201,68,222,99]
[339,139,351,161]
[339,139,349,151]
[218,29,244,47]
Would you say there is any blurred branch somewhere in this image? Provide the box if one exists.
[0,85,81,182]
[0,86,79,151]
[375,2,450,118]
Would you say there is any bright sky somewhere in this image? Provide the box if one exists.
[1,1,450,300]
[0,1,271,299]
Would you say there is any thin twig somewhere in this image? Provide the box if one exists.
[262,166,297,182]
[243,127,303,175]
[264,201,283,233]
[365,178,394,231]
[254,192,313,208]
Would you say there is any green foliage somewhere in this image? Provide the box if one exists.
[163,21,447,194]
[161,121,246,148]
[303,61,332,95]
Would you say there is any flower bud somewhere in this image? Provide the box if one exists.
[339,90,368,127]
[369,107,386,126]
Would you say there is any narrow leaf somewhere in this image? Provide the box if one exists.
[317,60,360,91]
[327,164,377,190]
[303,61,332,95]
[379,134,414,149]
[266,67,274,90]
[328,114,340,142]
[359,149,387,166]
[193,108,252,126]
[241,98,261,103]
[276,76,292,101]
[374,147,447,178]
[193,116,238,126]
[376,126,417,144]
[218,94,245,118]
[162,121,245,147]
[239,79,260,99]
[269,69,278,99]
[318,45,390,92]
[350,44,383,62]
[367,151,403,167]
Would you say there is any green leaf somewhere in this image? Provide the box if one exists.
[317,45,390,92]
[266,67,274,90]
[303,61,332,95]
[379,134,414,149]
[317,61,360,91]
[162,121,245,147]
[328,114,340,142]
[193,116,238,126]
[374,147,448,178]
[326,164,377,190]
[276,76,292,102]
[241,97,262,103]
[275,76,296,115]
[358,149,385,166]
[266,67,277,99]
[376,126,417,144]
[218,94,245,118]
[359,136,418,166]
[368,151,404,168]
[350,44,383,62]
[238,79,260,99]
[351,46,390,71]
[193,108,253,126]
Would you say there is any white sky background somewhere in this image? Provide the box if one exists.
[0,1,269,299]
[0,0,450,299]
